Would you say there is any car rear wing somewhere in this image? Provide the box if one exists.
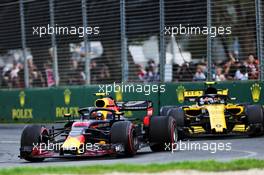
[117,101,153,111]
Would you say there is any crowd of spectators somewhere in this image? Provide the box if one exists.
[0,56,56,88]
[136,53,259,82]
[0,50,260,88]
[0,48,113,88]
[66,58,111,85]
[171,53,259,82]
[215,53,259,81]
[0,47,58,88]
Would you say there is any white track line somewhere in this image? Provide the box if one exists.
[230,149,258,159]
[0,141,19,144]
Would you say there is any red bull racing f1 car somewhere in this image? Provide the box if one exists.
[20,93,177,162]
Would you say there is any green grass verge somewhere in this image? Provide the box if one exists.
[1,159,264,175]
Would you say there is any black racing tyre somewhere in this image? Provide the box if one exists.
[160,106,176,116]
[20,125,48,162]
[111,121,138,156]
[245,105,264,137]
[167,108,185,127]
[246,105,264,124]
[149,116,177,152]
[167,108,185,140]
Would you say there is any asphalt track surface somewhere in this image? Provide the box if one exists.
[0,124,264,168]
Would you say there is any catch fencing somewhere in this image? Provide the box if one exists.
[0,0,263,88]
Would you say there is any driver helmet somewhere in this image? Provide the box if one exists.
[205,87,217,94]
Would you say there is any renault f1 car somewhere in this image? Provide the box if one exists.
[161,83,264,139]
[20,94,177,162]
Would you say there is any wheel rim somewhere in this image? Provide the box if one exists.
[133,133,138,150]
[171,122,177,149]
[128,125,137,154]
[173,129,177,142]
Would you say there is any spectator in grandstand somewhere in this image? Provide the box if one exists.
[1,61,25,88]
[136,64,146,81]
[98,63,110,83]
[175,62,195,82]
[214,67,226,81]
[90,59,99,84]
[199,62,207,74]
[193,65,206,81]
[224,52,238,80]
[144,59,159,82]
[87,59,110,84]
[245,54,258,80]
[28,58,45,87]
[0,61,24,88]
[67,60,85,85]
[17,65,25,88]
[10,61,20,80]
[9,61,21,88]
[44,61,55,87]
[234,65,248,80]
[76,61,86,85]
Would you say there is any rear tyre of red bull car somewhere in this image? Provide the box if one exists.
[111,121,139,157]
[149,116,177,152]
[245,105,264,137]
[20,125,49,162]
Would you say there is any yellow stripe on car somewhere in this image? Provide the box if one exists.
[206,104,227,132]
